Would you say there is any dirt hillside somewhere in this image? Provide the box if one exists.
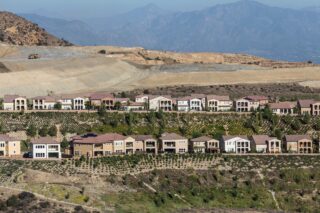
[0,45,319,97]
[0,12,72,46]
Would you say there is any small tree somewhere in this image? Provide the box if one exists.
[39,126,48,137]
[61,137,69,151]
[26,124,37,137]
[54,102,62,110]
[48,126,57,137]
[114,101,122,110]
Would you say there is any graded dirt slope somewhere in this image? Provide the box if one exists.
[0,44,320,97]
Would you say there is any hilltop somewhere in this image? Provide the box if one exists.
[0,11,72,46]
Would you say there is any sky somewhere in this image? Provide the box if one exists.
[1,0,320,20]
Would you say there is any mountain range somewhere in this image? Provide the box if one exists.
[17,0,320,62]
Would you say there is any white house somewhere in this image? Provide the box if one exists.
[149,96,173,111]
[58,94,89,110]
[32,96,57,110]
[135,95,149,103]
[221,136,251,153]
[31,137,61,159]
[235,96,268,112]
[177,97,190,112]
[206,95,233,112]
[3,95,28,111]
[189,97,203,111]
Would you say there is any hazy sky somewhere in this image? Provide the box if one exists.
[1,0,320,20]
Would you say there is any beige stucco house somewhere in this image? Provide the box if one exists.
[190,136,220,153]
[0,134,21,157]
[3,95,28,111]
[284,135,313,153]
[160,133,188,154]
[251,135,281,153]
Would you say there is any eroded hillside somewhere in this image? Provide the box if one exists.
[0,12,72,46]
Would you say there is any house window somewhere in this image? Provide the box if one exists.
[179,149,186,153]
[36,153,45,157]
[75,151,80,156]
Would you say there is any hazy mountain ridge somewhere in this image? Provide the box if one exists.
[0,11,72,46]
[18,1,320,62]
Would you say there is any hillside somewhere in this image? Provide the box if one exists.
[0,11,72,46]
[1,155,320,212]
[0,44,319,97]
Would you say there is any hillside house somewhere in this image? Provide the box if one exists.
[159,133,188,154]
[269,102,296,115]
[71,133,126,157]
[31,137,61,159]
[298,99,315,115]
[251,135,281,153]
[132,135,158,154]
[190,136,220,153]
[0,134,20,157]
[235,96,268,112]
[221,136,251,153]
[32,96,57,110]
[90,93,115,110]
[284,135,313,153]
[206,95,233,112]
[149,96,173,111]
[3,95,28,111]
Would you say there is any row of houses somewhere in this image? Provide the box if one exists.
[2,93,320,116]
[0,133,316,159]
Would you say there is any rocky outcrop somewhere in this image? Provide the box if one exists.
[0,11,72,46]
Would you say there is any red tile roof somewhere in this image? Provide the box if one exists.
[3,95,26,103]
[0,134,18,141]
[285,135,311,142]
[298,99,315,108]
[269,102,296,109]
[31,137,60,144]
[32,96,57,102]
[160,133,187,140]
[191,136,217,142]
[132,135,155,141]
[73,133,126,144]
[207,95,231,101]
[90,92,114,100]
[251,135,272,145]
[245,96,268,101]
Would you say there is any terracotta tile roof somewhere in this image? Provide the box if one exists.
[3,95,26,103]
[269,102,296,109]
[160,133,187,140]
[207,95,231,101]
[131,135,155,141]
[298,99,315,108]
[32,96,57,102]
[251,135,270,145]
[191,136,216,142]
[31,137,59,144]
[177,96,192,101]
[0,134,17,141]
[190,94,206,99]
[72,133,126,144]
[222,135,249,141]
[245,96,268,101]
[90,92,114,100]
[285,135,311,142]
